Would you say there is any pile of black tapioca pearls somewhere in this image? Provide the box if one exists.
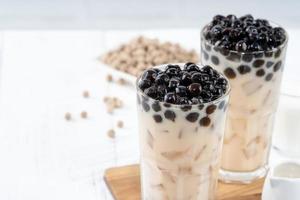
[137,63,229,126]
[202,14,286,81]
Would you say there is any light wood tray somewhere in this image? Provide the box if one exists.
[104,164,264,200]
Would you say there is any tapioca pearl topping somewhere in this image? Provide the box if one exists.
[253,59,265,68]
[153,114,163,123]
[186,112,200,122]
[218,101,225,109]
[203,14,287,52]
[237,65,251,74]
[273,61,282,72]
[265,51,273,57]
[256,69,266,77]
[138,63,229,105]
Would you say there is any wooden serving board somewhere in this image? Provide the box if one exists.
[104,164,264,200]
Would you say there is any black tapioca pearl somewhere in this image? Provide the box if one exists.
[181,105,192,112]
[275,49,281,58]
[152,101,161,112]
[273,61,282,72]
[198,104,204,110]
[218,101,225,109]
[253,59,265,68]
[256,69,265,77]
[254,52,264,58]
[227,52,241,62]
[265,51,273,57]
[266,61,274,68]
[206,105,217,114]
[186,112,199,122]
[265,73,273,81]
[220,48,230,56]
[142,101,150,112]
[205,43,211,51]
[164,103,171,108]
[211,55,219,65]
[237,65,251,75]
[199,116,211,127]
[224,67,236,79]
[242,54,253,62]
[153,114,163,123]
[164,110,176,122]
[203,51,209,60]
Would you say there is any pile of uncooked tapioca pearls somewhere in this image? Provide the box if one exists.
[101,36,199,77]
[64,90,125,139]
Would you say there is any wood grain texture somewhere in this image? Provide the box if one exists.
[104,164,264,200]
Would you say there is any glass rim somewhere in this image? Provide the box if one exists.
[136,63,231,109]
[200,20,289,55]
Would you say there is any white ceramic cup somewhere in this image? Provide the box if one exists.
[262,161,300,200]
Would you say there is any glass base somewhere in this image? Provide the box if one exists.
[219,166,268,184]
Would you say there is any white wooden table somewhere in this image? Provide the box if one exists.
[0,29,299,200]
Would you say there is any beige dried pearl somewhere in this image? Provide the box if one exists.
[65,112,72,121]
[80,111,88,119]
[107,129,115,139]
[106,74,113,82]
[83,90,90,98]
[117,78,127,85]
[117,120,124,128]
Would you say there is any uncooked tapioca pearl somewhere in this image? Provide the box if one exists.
[181,105,192,112]
[275,49,281,58]
[256,69,266,77]
[151,101,161,112]
[218,101,225,109]
[237,65,251,75]
[224,67,236,79]
[153,114,163,123]
[80,111,88,119]
[198,104,204,110]
[242,54,254,62]
[253,59,265,68]
[266,61,274,68]
[117,120,124,128]
[273,61,282,72]
[83,90,90,98]
[65,112,72,121]
[199,116,211,126]
[265,51,273,57]
[107,129,115,138]
[265,73,273,81]
[203,51,209,60]
[164,110,176,122]
[206,105,217,114]
[186,112,199,122]
[211,55,219,65]
[106,74,113,82]
[142,101,150,112]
